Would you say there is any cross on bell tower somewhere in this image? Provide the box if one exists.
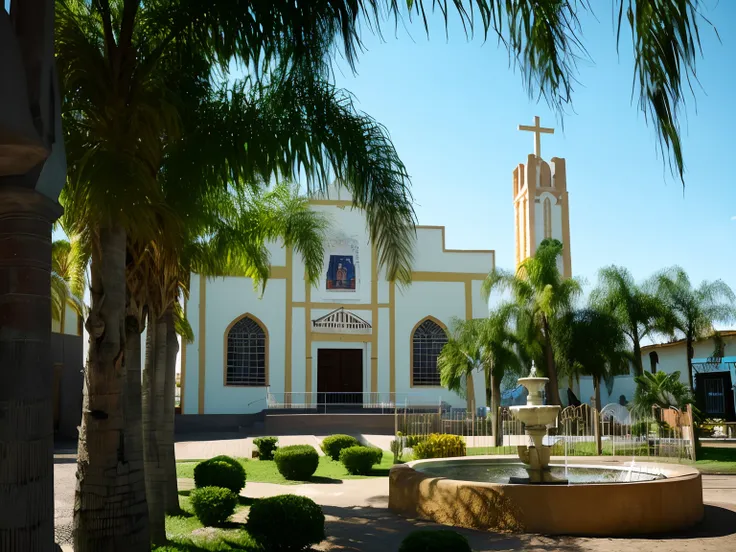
[512,115,572,278]
[518,115,554,158]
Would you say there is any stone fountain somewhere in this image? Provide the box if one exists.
[509,362,567,484]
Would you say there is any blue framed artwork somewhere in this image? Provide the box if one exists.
[326,255,356,290]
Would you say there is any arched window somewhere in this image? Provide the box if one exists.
[225,315,267,386]
[411,318,448,387]
[543,197,552,239]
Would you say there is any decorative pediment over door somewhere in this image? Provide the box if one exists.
[312,308,371,334]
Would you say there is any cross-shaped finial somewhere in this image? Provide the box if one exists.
[518,116,554,158]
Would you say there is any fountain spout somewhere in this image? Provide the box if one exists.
[509,362,567,484]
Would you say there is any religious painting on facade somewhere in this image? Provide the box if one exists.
[326,255,356,290]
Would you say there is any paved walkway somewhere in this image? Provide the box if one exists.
[174,434,392,460]
[55,436,736,551]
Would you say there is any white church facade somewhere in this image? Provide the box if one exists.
[180,116,575,416]
[180,189,495,415]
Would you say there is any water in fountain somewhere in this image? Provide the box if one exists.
[414,460,665,484]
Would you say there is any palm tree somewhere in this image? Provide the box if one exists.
[438,307,523,446]
[590,265,671,376]
[482,239,581,405]
[632,370,694,415]
[51,238,87,334]
[555,308,631,409]
[56,3,415,547]
[1,0,712,548]
[130,185,329,542]
[653,267,736,389]
[554,307,631,453]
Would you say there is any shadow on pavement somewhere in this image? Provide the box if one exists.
[318,505,585,552]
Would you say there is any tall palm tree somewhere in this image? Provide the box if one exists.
[51,238,87,333]
[438,307,522,446]
[554,306,631,453]
[130,185,328,542]
[652,267,736,389]
[590,265,671,376]
[56,2,417,548]
[554,307,631,411]
[482,239,581,405]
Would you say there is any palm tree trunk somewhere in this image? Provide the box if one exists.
[123,309,149,540]
[60,298,66,334]
[0,186,60,551]
[542,317,561,405]
[163,307,180,514]
[73,225,150,552]
[593,376,602,455]
[490,371,503,447]
[633,336,643,377]
[143,313,168,544]
[686,336,694,390]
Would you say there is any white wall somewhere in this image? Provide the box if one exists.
[52,303,80,336]
[395,281,467,407]
[199,276,286,414]
[413,227,493,273]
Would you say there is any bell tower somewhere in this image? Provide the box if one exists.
[513,116,572,278]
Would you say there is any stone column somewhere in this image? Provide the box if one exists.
[0,185,62,551]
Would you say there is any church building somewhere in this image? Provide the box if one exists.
[180,188,495,415]
[180,117,572,416]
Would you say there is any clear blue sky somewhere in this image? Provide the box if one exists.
[327,1,736,299]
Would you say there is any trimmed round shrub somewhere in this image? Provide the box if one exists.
[190,486,237,527]
[339,445,380,475]
[370,446,383,464]
[412,434,466,459]
[274,445,319,480]
[246,494,325,551]
[398,529,472,552]
[321,434,360,461]
[253,436,279,460]
[193,455,246,493]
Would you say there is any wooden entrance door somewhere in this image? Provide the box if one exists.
[317,349,363,406]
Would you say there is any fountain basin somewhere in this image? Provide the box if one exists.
[388,455,703,536]
[509,404,560,427]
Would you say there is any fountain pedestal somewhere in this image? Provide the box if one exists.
[509,363,568,485]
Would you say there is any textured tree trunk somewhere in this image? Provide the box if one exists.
[59,298,66,334]
[163,308,180,513]
[123,308,149,540]
[0,186,60,551]
[143,313,168,544]
[491,371,502,447]
[632,336,643,377]
[73,226,150,552]
[542,317,561,405]
[686,336,694,390]
[593,377,602,455]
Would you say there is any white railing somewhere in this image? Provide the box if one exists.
[266,391,445,413]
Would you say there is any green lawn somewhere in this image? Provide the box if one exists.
[153,495,258,552]
[177,452,394,484]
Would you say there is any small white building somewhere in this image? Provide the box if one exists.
[180,186,494,415]
[578,331,736,419]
